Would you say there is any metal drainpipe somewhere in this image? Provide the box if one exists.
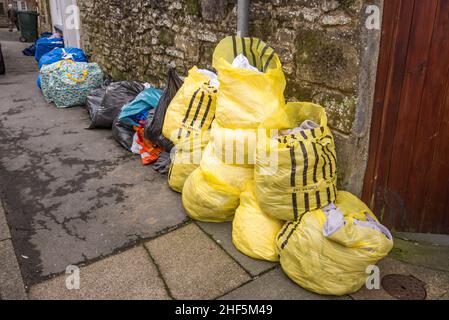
[237,0,250,37]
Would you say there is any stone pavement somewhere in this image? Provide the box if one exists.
[1,202,27,299]
[0,31,187,287]
[26,222,449,300]
[1,29,449,300]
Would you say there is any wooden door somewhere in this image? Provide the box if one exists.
[363,0,449,233]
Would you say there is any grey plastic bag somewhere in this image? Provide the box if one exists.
[151,151,171,174]
[86,85,107,122]
[0,44,5,75]
[112,114,134,151]
[88,81,145,129]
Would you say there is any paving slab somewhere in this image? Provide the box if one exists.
[196,221,277,276]
[29,246,169,300]
[394,232,449,247]
[0,239,27,300]
[389,237,449,272]
[145,223,251,299]
[0,29,22,43]
[351,257,449,300]
[0,36,188,286]
[0,203,11,241]
[219,267,347,300]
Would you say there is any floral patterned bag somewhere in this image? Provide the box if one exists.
[41,60,103,108]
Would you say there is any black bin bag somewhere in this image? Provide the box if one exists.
[87,81,145,129]
[112,114,135,151]
[0,44,5,75]
[144,68,183,151]
[86,85,107,121]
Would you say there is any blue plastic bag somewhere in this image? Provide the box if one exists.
[23,32,53,56]
[35,37,64,62]
[22,44,36,56]
[39,48,87,69]
[40,32,53,39]
[119,87,163,126]
[37,48,88,88]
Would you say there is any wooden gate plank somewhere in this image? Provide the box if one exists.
[384,0,439,230]
[430,90,449,232]
[404,0,449,233]
[365,0,416,226]
[420,74,449,233]
[362,0,403,208]
[442,87,449,232]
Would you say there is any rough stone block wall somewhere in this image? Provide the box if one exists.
[37,0,52,34]
[76,0,382,195]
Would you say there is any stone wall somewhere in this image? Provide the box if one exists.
[37,0,52,34]
[76,0,382,196]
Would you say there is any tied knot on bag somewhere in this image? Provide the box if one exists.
[61,49,75,61]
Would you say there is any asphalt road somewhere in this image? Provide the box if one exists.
[0,31,187,286]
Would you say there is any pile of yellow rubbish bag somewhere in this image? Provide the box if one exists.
[162,36,393,296]
[163,67,218,192]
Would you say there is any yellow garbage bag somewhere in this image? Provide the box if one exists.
[212,36,289,129]
[182,143,253,222]
[182,168,240,222]
[255,102,337,221]
[168,132,209,193]
[233,183,284,262]
[200,143,254,191]
[162,66,217,144]
[210,121,258,165]
[277,191,393,296]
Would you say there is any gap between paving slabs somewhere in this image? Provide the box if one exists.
[24,218,192,291]
[28,245,169,300]
[27,221,252,299]
[0,200,27,300]
[142,221,345,300]
[195,221,278,277]
[144,223,252,300]
[25,217,449,300]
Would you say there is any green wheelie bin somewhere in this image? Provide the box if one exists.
[18,11,39,43]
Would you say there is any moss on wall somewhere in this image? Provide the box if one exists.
[295,28,359,93]
[185,0,200,16]
[158,29,175,46]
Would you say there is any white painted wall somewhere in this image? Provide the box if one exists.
[49,0,62,28]
[49,0,80,48]
[17,1,27,11]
